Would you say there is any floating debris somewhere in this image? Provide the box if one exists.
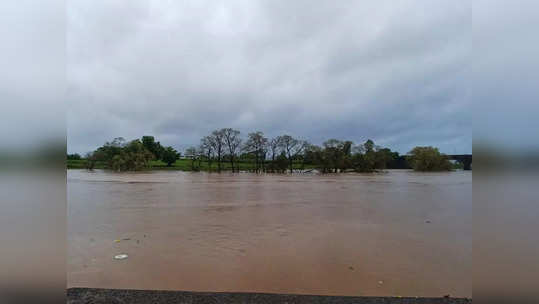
[114,254,128,260]
[348,266,354,271]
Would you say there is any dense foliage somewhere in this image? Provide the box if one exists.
[85,137,179,171]
[161,146,180,166]
[76,129,456,173]
[67,153,82,160]
[407,146,452,171]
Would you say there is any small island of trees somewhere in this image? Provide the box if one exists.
[69,128,454,173]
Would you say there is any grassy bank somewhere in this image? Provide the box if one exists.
[67,159,314,171]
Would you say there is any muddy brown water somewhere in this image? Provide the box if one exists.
[68,170,471,298]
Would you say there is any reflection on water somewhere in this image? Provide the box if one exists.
[68,170,471,297]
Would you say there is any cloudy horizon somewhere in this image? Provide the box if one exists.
[67,0,471,155]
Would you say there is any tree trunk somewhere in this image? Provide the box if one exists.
[217,152,221,172]
[255,152,259,173]
[289,157,293,173]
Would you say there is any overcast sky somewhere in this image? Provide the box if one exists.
[67,0,471,155]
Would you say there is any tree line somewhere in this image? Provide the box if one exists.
[77,129,453,172]
[83,136,179,170]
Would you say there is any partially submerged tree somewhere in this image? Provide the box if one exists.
[349,139,396,172]
[244,131,268,173]
[89,136,179,171]
[268,137,282,172]
[200,136,214,171]
[407,146,452,171]
[278,135,307,173]
[222,128,242,172]
[322,139,353,173]
[107,139,154,171]
[85,132,449,174]
[210,129,225,172]
[274,152,289,173]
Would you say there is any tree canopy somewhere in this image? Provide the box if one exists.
[87,136,178,171]
[407,146,452,171]
[79,131,455,173]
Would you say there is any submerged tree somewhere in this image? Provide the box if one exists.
[106,139,154,171]
[274,152,289,173]
[277,135,307,173]
[407,146,452,171]
[268,137,282,172]
[200,136,214,171]
[244,131,268,173]
[85,132,452,174]
[222,128,242,172]
[89,136,181,171]
[210,129,226,172]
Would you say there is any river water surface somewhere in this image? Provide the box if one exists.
[68,170,471,297]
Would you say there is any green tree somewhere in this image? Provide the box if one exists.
[161,146,179,166]
[91,137,153,171]
[275,152,289,173]
[67,153,81,160]
[407,146,452,171]
[278,135,307,173]
[244,131,268,173]
[141,136,165,160]
[268,137,282,173]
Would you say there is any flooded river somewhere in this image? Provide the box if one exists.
[68,170,471,297]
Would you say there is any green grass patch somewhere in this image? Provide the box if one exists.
[68,158,314,171]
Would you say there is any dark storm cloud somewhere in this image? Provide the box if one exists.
[68,0,471,154]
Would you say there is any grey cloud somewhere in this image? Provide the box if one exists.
[68,0,471,155]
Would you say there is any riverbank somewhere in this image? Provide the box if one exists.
[67,159,315,171]
[67,288,471,304]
